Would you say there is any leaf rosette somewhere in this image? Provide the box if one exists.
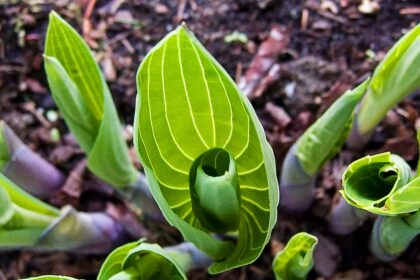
[341,152,420,215]
[134,25,279,273]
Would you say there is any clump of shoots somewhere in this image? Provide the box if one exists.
[272,232,318,280]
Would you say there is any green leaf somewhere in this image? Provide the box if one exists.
[340,152,420,215]
[357,23,420,135]
[134,24,279,273]
[296,80,368,175]
[44,11,138,187]
[272,232,318,280]
[98,240,187,280]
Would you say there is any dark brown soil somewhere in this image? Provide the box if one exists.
[0,0,420,279]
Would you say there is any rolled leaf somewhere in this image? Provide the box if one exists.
[370,215,420,261]
[295,80,368,176]
[134,25,279,273]
[0,121,65,198]
[280,80,368,211]
[340,152,420,215]
[98,240,187,280]
[44,11,138,187]
[272,232,318,280]
[355,23,420,137]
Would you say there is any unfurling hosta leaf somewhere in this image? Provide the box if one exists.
[134,25,279,273]
[340,152,420,215]
[44,11,138,187]
[272,232,318,280]
[356,23,420,136]
[98,240,187,280]
[295,80,368,176]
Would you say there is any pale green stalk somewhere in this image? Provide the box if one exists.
[0,121,65,198]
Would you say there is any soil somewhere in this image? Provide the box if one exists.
[0,0,420,279]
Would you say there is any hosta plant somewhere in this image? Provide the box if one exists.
[340,151,420,260]
[0,172,127,253]
[134,24,279,273]
[272,232,318,280]
[280,80,368,211]
[348,23,420,148]
[43,12,159,219]
[0,121,65,198]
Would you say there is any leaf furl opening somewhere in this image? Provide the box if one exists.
[189,148,241,233]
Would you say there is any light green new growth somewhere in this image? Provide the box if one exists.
[296,80,368,175]
[98,240,187,280]
[340,152,420,215]
[272,232,318,280]
[134,25,279,273]
[356,23,420,136]
[44,11,138,187]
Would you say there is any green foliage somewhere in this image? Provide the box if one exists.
[340,152,420,215]
[134,24,279,273]
[44,11,138,187]
[272,232,318,280]
[22,276,78,280]
[356,23,420,135]
[98,240,187,280]
[295,80,368,175]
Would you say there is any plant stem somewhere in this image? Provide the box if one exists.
[121,172,163,221]
[165,242,212,272]
[329,197,370,235]
[1,123,65,198]
[280,144,314,212]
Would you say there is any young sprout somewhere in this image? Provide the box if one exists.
[280,80,368,211]
[98,240,210,280]
[0,173,127,253]
[272,232,318,280]
[348,23,420,148]
[0,121,65,198]
[43,12,159,218]
[339,149,420,260]
[134,25,279,273]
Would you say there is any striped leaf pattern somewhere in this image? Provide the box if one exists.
[134,25,278,273]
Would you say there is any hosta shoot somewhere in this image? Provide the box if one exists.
[43,12,160,218]
[272,232,318,280]
[22,276,78,280]
[349,23,420,147]
[280,80,368,211]
[0,173,127,253]
[134,24,279,273]
[0,121,64,198]
[340,152,420,215]
[98,240,190,280]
